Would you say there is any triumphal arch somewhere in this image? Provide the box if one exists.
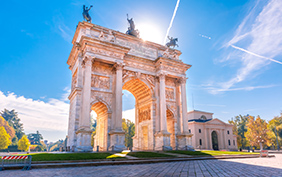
[67,21,193,151]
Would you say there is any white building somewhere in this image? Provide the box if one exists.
[187,110,238,151]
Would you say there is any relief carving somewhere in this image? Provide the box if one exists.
[87,47,123,59]
[91,91,112,111]
[91,75,110,90]
[92,63,113,75]
[139,106,151,123]
[165,88,175,100]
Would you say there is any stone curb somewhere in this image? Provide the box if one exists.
[2,154,274,170]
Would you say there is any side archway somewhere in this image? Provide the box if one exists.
[91,101,109,151]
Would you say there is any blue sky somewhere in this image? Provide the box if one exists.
[0,0,281,142]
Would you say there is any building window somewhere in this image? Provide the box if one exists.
[199,129,201,133]
[200,115,207,120]
[227,130,230,134]
[189,129,191,133]
[199,139,202,146]
[228,140,231,146]
[233,140,235,146]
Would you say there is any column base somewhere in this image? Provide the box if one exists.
[154,131,172,151]
[176,133,194,150]
[109,130,126,152]
[75,127,93,152]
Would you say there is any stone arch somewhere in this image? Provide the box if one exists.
[90,98,112,113]
[122,78,153,150]
[91,101,110,151]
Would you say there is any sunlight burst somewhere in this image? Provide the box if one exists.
[137,23,163,44]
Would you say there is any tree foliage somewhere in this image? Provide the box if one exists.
[0,116,15,140]
[228,115,248,148]
[0,126,11,149]
[1,109,24,140]
[267,113,282,148]
[245,116,270,148]
[122,118,135,148]
[28,131,43,145]
[18,135,30,151]
[48,140,64,151]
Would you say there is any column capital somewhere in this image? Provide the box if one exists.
[179,76,188,84]
[157,72,166,81]
[114,62,124,70]
[82,57,95,68]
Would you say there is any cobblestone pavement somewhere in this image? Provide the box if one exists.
[1,154,282,177]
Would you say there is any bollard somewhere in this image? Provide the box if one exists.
[112,145,114,152]
[162,146,164,151]
[97,145,99,152]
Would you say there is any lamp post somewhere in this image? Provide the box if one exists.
[256,136,264,151]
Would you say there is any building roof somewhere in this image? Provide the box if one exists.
[188,118,212,123]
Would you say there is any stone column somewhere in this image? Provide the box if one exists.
[154,72,171,150]
[76,57,93,152]
[109,62,126,151]
[176,77,193,150]
[180,77,188,133]
[115,62,123,132]
[222,129,226,149]
[175,82,181,134]
[159,73,168,133]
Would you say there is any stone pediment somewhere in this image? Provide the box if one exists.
[207,118,229,125]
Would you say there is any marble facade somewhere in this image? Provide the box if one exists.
[67,22,193,152]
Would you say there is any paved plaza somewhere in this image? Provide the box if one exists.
[1,154,282,177]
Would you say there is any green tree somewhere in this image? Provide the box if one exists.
[28,131,43,145]
[18,135,30,151]
[245,115,270,148]
[228,115,248,148]
[122,119,135,148]
[1,109,24,140]
[0,126,11,149]
[267,113,282,149]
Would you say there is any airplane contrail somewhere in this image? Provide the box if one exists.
[163,0,180,45]
[230,44,282,65]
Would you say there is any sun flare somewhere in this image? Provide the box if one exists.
[136,23,163,44]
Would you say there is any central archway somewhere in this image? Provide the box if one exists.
[123,78,153,150]
[212,131,219,150]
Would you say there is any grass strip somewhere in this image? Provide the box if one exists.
[168,150,259,156]
[128,151,175,158]
[9,152,125,161]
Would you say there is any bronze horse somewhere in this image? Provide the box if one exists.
[166,36,179,48]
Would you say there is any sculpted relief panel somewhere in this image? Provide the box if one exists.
[91,75,110,90]
[92,63,113,75]
[139,106,151,123]
[165,87,175,100]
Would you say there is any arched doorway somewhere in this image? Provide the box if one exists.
[211,131,219,150]
[122,78,153,150]
[91,101,109,151]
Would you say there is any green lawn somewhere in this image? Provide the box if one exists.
[12,152,125,161]
[168,150,259,156]
[127,151,175,158]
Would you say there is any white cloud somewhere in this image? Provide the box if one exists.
[122,108,135,123]
[0,91,69,142]
[210,0,282,94]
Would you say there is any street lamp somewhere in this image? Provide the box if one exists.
[256,136,264,151]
